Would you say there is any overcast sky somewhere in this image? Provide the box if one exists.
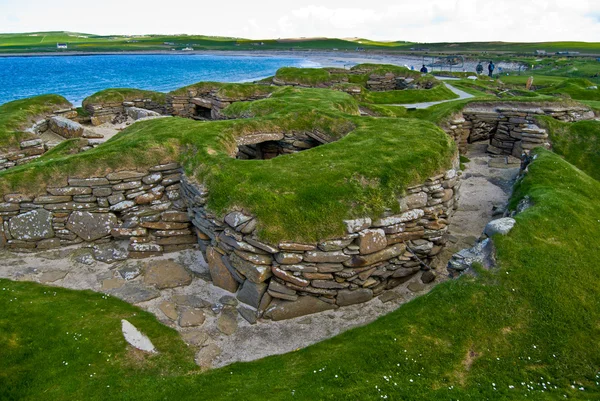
[1,0,599,42]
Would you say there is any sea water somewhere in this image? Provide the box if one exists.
[0,54,319,106]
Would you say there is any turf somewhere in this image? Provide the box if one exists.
[2,149,600,400]
[81,88,166,108]
[360,83,459,104]
[0,94,71,152]
[0,85,456,244]
[539,117,600,180]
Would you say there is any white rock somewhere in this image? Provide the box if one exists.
[121,319,157,353]
[484,217,516,237]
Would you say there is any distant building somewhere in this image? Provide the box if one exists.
[56,43,68,49]
[535,50,546,55]
[182,47,194,51]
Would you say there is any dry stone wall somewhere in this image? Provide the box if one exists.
[0,163,197,257]
[444,103,595,156]
[0,108,80,172]
[167,89,271,120]
[179,155,460,320]
[85,99,166,126]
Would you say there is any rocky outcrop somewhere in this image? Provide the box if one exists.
[180,156,461,320]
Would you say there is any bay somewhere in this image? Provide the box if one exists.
[0,54,318,106]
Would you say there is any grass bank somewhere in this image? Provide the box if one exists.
[2,149,600,400]
[0,94,71,152]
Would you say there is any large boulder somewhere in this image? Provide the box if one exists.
[48,116,84,138]
[125,107,161,120]
[484,217,516,237]
[66,211,117,241]
[9,209,54,241]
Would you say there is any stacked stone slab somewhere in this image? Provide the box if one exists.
[179,157,460,320]
[85,99,166,126]
[272,74,349,88]
[0,163,196,257]
[235,131,325,159]
[167,89,272,120]
[0,108,81,172]
[442,103,595,157]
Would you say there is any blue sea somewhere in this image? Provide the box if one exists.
[0,54,319,106]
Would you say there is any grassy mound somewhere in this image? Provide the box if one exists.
[0,85,455,243]
[0,94,71,152]
[540,117,600,180]
[2,149,600,400]
[360,83,459,105]
[168,82,277,100]
[539,78,600,101]
[81,88,166,108]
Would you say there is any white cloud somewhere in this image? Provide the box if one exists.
[0,0,598,42]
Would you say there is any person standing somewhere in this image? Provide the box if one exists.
[420,64,428,73]
[476,62,484,75]
[488,61,495,77]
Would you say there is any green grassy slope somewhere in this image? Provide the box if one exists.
[0,86,455,243]
[1,32,599,54]
[360,83,459,104]
[0,94,71,152]
[540,118,600,180]
[2,149,599,400]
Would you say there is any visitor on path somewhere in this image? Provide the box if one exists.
[420,64,428,73]
[476,63,484,75]
[488,61,495,77]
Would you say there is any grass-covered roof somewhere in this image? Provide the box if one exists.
[0,84,455,243]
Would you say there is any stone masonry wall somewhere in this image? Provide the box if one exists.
[85,99,166,126]
[0,163,197,257]
[179,156,460,320]
[167,90,272,120]
[0,108,80,172]
[443,103,595,156]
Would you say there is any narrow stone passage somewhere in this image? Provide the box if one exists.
[439,142,520,265]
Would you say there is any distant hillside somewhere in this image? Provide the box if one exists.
[0,31,599,55]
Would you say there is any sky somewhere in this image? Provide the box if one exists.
[1,0,599,42]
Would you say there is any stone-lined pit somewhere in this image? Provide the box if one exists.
[235,132,324,160]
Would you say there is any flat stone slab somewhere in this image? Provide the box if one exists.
[264,296,337,321]
[143,260,192,289]
[9,209,54,241]
[107,282,160,303]
[121,319,156,353]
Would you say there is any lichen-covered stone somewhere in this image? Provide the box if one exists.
[9,209,54,241]
[66,211,117,241]
[206,247,239,293]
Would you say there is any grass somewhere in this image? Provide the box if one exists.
[538,78,600,101]
[0,85,455,244]
[81,89,166,108]
[2,148,600,400]
[0,94,71,152]
[539,117,600,181]
[360,83,459,104]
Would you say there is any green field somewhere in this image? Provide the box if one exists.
[1,31,600,55]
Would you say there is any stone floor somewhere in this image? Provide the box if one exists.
[0,141,519,370]
[0,244,436,369]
